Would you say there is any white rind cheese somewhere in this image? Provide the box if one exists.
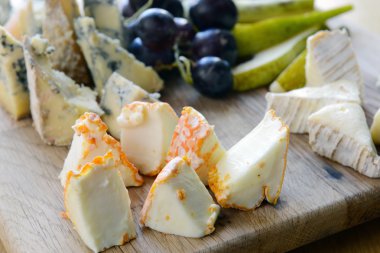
[167,107,226,185]
[74,17,163,95]
[100,72,158,140]
[266,80,361,134]
[140,157,220,238]
[209,110,290,210]
[64,151,136,253]
[308,103,380,178]
[60,112,143,187]
[0,27,29,119]
[24,35,104,146]
[118,102,178,176]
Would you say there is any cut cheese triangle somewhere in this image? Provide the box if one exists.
[371,108,380,145]
[167,107,226,185]
[308,103,380,178]
[266,80,361,134]
[118,102,178,176]
[64,151,136,253]
[209,110,290,210]
[306,30,363,93]
[140,157,220,238]
[24,35,103,146]
[100,72,158,140]
[0,27,29,119]
[60,112,143,187]
[74,17,163,95]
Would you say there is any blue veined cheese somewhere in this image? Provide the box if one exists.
[0,0,11,25]
[0,27,29,119]
[74,17,163,95]
[24,35,104,146]
[100,72,159,139]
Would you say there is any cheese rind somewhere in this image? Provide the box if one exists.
[118,102,178,176]
[0,27,29,119]
[100,73,158,139]
[140,157,220,238]
[74,17,163,95]
[209,110,290,210]
[64,151,136,253]
[266,80,361,134]
[24,35,104,146]
[60,112,143,187]
[308,103,380,178]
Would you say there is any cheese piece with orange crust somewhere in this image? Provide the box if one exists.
[167,107,226,185]
[140,157,220,238]
[60,112,143,187]
[64,151,136,253]
[118,102,178,176]
[209,110,290,210]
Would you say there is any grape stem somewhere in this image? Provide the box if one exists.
[124,0,154,25]
[175,46,193,84]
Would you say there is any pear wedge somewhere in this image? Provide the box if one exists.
[234,5,352,57]
[233,27,317,91]
[235,0,314,23]
[269,49,306,92]
[370,108,380,145]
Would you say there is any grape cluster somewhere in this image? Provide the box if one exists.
[121,0,238,97]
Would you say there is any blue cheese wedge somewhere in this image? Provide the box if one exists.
[24,35,103,146]
[0,27,29,119]
[209,110,290,210]
[60,112,143,187]
[167,107,226,185]
[0,0,11,25]
[64,151,136,253]
[74,17,163,95]
[266,80,361,134]
[100,72,158,140]
[118,102,178,176]
[140,157,220,238]
[308,103,380,178]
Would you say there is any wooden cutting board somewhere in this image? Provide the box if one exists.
[1,20,380,253]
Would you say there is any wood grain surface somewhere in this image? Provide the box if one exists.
[1,20,380,253]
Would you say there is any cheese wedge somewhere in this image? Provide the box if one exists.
[371,108,380,145]
[140,157,220,238]
[0,27,29,119]
[209,110,290,210]
[64,151,136,253]
[167,107,226,185]
[306,30,363,93]
[43,0,92,86]
[24,35,103,146]
[100,73,158,140]
[74,17,163,95]
[0,0,11,25]
[266,80,361,134]
[118,102,178,176]
[308,103,380,178]
[60,112,143,187]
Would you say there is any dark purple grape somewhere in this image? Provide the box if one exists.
[191,57,233,97]
[136,8,177,51]
[122,19,139,47]
[128,38,175,67]
[128,0,183,17]
[121,1,136,18]
[189,0,238,31]
[174,17,196,56]
[192,29,237,66]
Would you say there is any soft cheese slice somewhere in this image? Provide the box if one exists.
[266,80,361,134]
[60,112,143,187]
[209,110,290,210]
[306,30,363,93]
[64,151,136,253]
[118,102,178,176]
[308,103,380,178]
[0,27,29,119]
[100,73,158,140]
[140,157,220,238]
[24,35,104,146]
[371,108,380,145]
[74,17,163,95]
[43,0,92,86]
[167,107,230,184]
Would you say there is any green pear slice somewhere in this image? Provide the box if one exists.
[233,27,317,91]
[370,108,380,145]
[233,5,352,57]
